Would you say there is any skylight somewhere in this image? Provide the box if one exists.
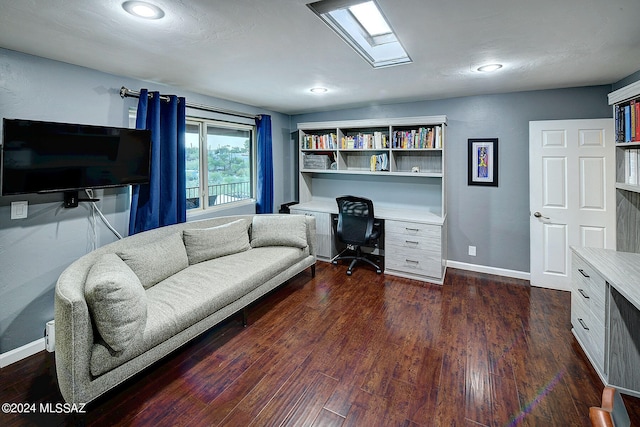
[307,0,411,68]
[349,2,391,37]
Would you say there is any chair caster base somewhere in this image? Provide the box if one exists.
[346,270,352,276]
[376,269,382,274]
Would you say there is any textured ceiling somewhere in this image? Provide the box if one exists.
[0,0,639,114]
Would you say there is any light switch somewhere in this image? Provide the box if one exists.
[11,201,28,219]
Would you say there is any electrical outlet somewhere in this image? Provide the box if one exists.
[468,245,476,256]
[11,201,28,219]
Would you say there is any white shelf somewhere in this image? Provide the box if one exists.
[301,169,442,178]
[298,115,447,214]
[608,80,640,105]
[610,79,640,254]
[616,182,640,193]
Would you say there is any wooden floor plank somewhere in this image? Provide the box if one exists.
[2,264,640,426]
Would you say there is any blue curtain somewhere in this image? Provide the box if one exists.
[256,114,273,214]
[129,89,186,234]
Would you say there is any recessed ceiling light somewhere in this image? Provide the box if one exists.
[477,64,503,72]
[122,1,165,19]
[310,87,328,93]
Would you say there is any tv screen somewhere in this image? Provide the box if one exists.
[1,118,152,195]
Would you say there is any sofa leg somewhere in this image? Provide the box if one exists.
[311,264,316,278]
[242,307,248,327]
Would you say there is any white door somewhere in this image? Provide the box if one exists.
[529,119,615,291]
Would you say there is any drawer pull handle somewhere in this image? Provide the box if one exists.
[578,269,590,278]
[405,227,420,232]
[578,289,590,299]
[578,318,589,331]
[405,240,419,245]
[406,259,419,264]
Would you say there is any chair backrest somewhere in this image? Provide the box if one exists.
[589,387,631,427]
[336,196,375,246]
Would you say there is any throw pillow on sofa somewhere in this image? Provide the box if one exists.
[85,253,147,353]
[251,215,307,248]
[117,232,189,289]
[182,218,251,265]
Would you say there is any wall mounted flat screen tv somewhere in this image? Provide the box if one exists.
[1,118,152,196]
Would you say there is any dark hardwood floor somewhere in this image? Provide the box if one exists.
[2,263,640,426]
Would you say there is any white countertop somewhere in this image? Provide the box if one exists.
[572,247,640,311]
[291,199,446,226]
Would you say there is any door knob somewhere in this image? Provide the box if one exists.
[533,211,549,220]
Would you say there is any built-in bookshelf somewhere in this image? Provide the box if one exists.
[298,116,446,177]
[608,80,640,253]
[294,116,448,283]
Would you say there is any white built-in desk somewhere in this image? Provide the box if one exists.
[291,199,446,284]
[571,247,640,398]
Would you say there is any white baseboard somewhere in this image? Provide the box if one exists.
[446,260,531,281]
[0,338,46,368]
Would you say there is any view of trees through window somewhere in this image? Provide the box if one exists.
[185,121,253,210]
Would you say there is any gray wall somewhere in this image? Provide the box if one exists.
[612,69,640,91]
[291,86,613,274]
[0,48,290,353]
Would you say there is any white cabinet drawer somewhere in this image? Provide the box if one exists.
[385,236,438,255]
[385,220,440,239]
[386,252,441,278]
[573,256,607,311]
[385,219,442,280]
[571,253,606,372]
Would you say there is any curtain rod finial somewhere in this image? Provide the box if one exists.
[120,86,127,98]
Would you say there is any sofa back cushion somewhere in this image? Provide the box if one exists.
[251,215,308,248]
[117,232,189,289]
[182,218,251,265]
[85,253,147,352]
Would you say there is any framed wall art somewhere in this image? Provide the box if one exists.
[468,138,498,187]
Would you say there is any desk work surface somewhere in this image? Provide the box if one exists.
[572,246,640,311]
[291,199,446,225]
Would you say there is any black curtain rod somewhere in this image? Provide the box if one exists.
[119,86,259,120]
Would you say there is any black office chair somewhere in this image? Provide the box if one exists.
[332,196,382,275]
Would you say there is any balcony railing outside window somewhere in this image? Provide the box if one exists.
[186,181,251,209]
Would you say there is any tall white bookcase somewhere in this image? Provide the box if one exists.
[609,80,640,252]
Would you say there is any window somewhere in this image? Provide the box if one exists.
[185,119,255,211]
[307,0,411,68]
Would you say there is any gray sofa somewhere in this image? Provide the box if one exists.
[54,214,316,404]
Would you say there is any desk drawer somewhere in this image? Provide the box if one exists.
[385,220,442,280]
[571,289,605,370]
[571,252,606,371]
[386,252,441,279]
[572,254,607,330]
[386,236,438,254]
[385,220,440,240]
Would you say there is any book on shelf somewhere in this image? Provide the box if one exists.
[632,100,637,142]
[391,126,442,149]
[615,100,640,143]
[613,98,640,144]
[302,133,337,150]
[625,105,631,142]
[369,153,389,171]
[625,149,638,185]
[341,132,388,150]
[637,100,640,141]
